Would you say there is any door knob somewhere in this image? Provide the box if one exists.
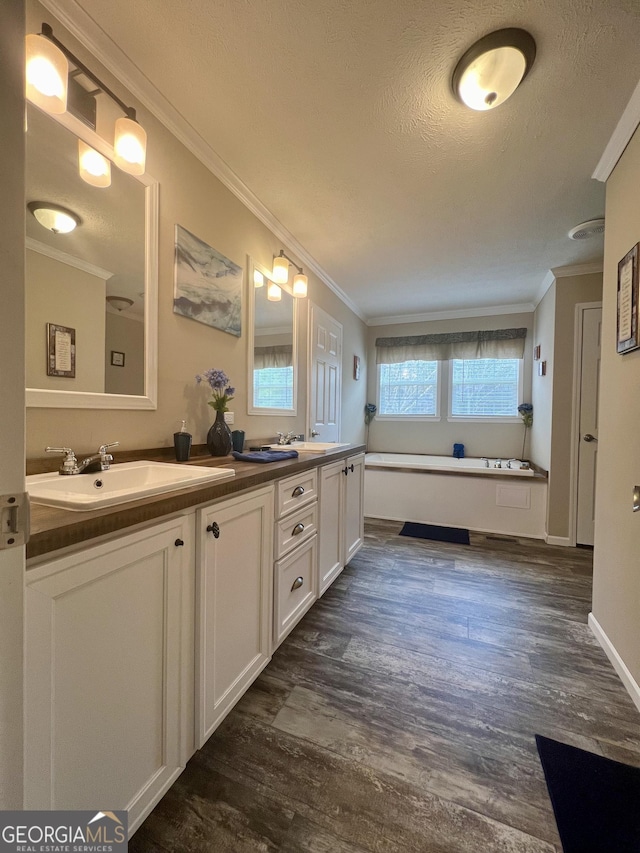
[310,430,320,437]
[583,433,598,443]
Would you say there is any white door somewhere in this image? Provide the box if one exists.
[308,303,342,442]
[576,307,602,546]
[0,0,26,810]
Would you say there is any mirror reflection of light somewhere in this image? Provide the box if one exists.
[31,206,78,234]
[114,117,147,175]
[78,141,111,187]
[253,270,264,287]
[267,282,282,302]
[25,34,68,114]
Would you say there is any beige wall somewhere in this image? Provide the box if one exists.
[547,273,603,539]
[26,249,106,392]
[366,313,533,458]
[25,3,367,457]
[592,126,640,687]
[105,313,144,396]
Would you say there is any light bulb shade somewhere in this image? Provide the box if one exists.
[28,202,79,234]
[106,295,134,312]
[253,270,265,288]
[113,116,147,175]
[292,273,308,298]
[25,33,68,114]
[78,140,111,187]
[272,255,289,284]
[267,282,282,302]
[452,29,535,111]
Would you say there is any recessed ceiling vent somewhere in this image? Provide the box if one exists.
[568,219,605,240]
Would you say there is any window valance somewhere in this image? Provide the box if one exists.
[254,345,293,370]
[375,328,527,365]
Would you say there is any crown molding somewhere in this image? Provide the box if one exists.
[366,302,536,327]
[593,77,640,182]
[533,261,604,308]
[41,0,366,323]
[26,236,114,280]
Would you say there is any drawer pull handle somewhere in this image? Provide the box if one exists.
[292,522,305,536]
[292,485,305,497]
[175,539,184,547]
[291,576,304,591]
[206,522,220,539]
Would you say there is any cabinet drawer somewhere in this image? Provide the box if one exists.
[275,503,317,559]
[274,534,318,646]
[276,469,317,518]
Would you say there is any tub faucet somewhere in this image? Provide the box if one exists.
[494,458,502,468]
[480,457,489,468]
[46,442,119,475]
[506,459,518,469]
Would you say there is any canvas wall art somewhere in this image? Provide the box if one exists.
[173,225,242,336]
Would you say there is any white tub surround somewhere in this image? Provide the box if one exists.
[365,453,547,539]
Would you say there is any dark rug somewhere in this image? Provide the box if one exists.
[536,734,640,852]
[398,522,470,545]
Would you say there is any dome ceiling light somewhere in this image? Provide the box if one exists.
[568,219,605,240]
[452,28,536,111]
[106,295,134,312]
[27,202,80,234]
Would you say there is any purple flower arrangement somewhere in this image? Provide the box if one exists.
[196,369,235,413]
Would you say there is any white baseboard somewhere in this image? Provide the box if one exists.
[588,612,640,715]
[545,535,572,547]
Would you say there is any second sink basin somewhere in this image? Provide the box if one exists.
[27,461,235,511]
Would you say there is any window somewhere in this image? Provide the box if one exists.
[450,358,521,418]
[377,360,439,417]
[253,366,293,409]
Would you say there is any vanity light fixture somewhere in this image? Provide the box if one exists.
[25,23,147,175]
[267,282,282,302]
[106,295,134,312]
[27,202,80,234]
[452,28,536,111]
[253,269,265,288]
[78,140,111,187]
[272,249,308,298]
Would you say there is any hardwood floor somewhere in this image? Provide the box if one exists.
[130,519,640,853]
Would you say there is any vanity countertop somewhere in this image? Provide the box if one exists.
[27,444,365,561]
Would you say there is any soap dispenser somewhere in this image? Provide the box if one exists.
[173,420,192,462]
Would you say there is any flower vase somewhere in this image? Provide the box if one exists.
[207,410,232,457]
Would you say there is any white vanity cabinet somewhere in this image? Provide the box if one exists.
[273,469,319,647]
[24,514,195,834]
[318,453,365,596]
[196,486,274,747]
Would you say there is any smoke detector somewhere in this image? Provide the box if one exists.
[568,219,605,240]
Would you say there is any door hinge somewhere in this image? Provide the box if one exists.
[1,492,30,549]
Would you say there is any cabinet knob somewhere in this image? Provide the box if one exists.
[291,576,304,591]
[349,464,354,472]
[343,466,349,475]
[206,522,220,538]
[174,539,184,547]
[292,522,305,536]
[291,485,305,497]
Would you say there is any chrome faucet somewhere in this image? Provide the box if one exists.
[481,457,490,468]
[276,431,299,446]
[494,458,502,468]
[46,442,119,475]
[506,459,518,469]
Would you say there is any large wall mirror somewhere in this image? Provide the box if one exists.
[247,256,298,415]
[25,102,158,409]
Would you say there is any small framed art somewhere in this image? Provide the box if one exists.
[111,350,126,367]
[47,323,76,378]
[617,243,639,355]
[353,355,361,380]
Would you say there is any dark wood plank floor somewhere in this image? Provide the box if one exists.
[130,519,640,853]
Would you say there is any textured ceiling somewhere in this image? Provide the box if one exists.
[50,0,640,319]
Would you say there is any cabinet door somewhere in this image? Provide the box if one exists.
[197,486,273,747]
[25,515,194,835]
[318,459,344,596]
[343,453,365,564]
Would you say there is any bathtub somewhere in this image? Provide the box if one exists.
[364,452,547,539]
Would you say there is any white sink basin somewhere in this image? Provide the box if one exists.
[267,442,351,454]
[27,461,235,511]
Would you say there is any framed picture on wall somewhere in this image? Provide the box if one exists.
[46,323,75,377]
[353,355,361,380]
[617,243,639,354]
[110,350,125,367]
